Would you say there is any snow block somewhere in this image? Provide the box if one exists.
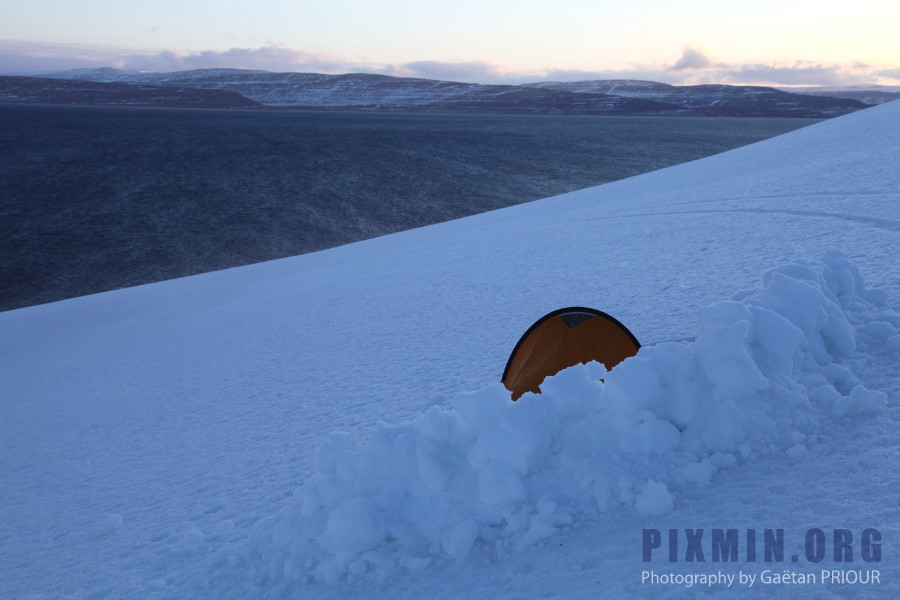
[634,480,673,516]
[318,498,386,556]
[244,252,894,585]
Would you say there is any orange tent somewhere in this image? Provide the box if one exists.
[501,307,640,400]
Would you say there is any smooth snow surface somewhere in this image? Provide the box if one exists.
[2,101,899,599]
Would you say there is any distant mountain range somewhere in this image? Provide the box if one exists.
[2,68,894,117]
[781,87,900,107]
[0,75,261,108]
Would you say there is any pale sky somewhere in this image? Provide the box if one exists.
[2,0,898,86]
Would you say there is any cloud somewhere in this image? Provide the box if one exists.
[397,60,511,83]
[708,61,896,87]
[122,45,390,74]
[654,46,896,88]
[1,40,898,89]
[719,64,852,86]
[0,40,135,73]
[0,40,391,76]
[669,46,714,71]
[537,68,664,83]
[875,68,900,81]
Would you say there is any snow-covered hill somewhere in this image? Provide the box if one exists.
[28,69,677,114]
[36,68,868,116]
[525,79,868,116]
[0,75,261,108]
[1,101,898,599]
[786,86,900,106]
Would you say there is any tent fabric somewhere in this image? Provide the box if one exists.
[501,307,640,400]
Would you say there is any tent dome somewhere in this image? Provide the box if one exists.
[501,307,640,400]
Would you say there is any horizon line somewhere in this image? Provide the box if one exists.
[3,66,899,92]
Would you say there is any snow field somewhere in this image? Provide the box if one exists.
[239,251,895,585]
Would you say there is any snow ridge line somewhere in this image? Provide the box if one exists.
[236,251,897,585]
[594,208,900,232]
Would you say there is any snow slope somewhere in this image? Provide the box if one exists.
[1,101,898,599]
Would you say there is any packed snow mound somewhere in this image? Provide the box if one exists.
[239,251,895,584]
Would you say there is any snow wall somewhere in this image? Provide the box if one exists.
[237,251,897,584]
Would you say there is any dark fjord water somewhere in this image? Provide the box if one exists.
[1,103,815,311]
